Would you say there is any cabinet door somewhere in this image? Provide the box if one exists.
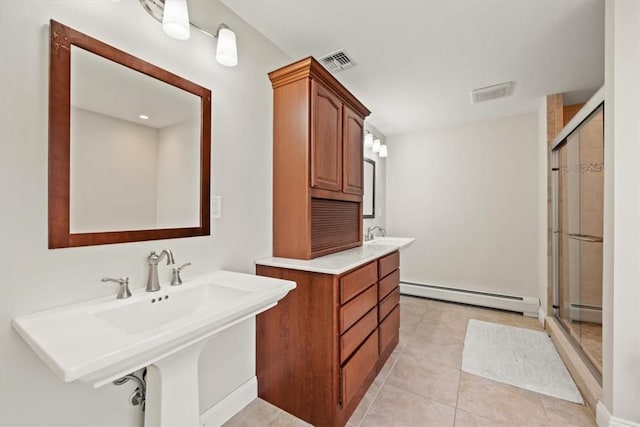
[342,105,364,195]
[311,81,343,191]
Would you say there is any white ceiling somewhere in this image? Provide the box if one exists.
[219,0,604,136]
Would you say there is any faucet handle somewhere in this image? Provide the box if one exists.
[101,277,132,299]
[171,263,191,286]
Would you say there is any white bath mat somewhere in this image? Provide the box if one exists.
[462,319,583,404]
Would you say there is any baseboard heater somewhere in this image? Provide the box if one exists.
[400,282,539,317]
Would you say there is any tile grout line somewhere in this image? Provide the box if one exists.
[452,319,467,427]
[538,393,552,427]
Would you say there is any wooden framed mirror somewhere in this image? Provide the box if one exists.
[363,158,375,218]
[48,20,211,248]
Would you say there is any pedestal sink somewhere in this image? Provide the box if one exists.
[12,270,296,426]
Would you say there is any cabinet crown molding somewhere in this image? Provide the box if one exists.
[269,56,371,118]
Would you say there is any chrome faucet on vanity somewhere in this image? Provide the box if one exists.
[365,226,386,241]
[147,249,175,292]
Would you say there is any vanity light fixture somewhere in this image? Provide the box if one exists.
[139,0,238,67]
[379,144,388,158]
[372,138,381,153]
[364,132,374,148]
[215,24,238,67]
[162,0,190,40]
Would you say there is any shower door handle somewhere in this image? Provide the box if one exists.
[565,233,603,243]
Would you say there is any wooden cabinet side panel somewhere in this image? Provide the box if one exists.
[342,105,365,195]
[273,80,311,259]
[256,266,339,426]
[311,80,343,192]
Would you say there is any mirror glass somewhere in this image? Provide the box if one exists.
[70,47,201,233]
[363,158,375,218]
[48,20,211,248]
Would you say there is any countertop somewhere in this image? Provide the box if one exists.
[255,237,415,275]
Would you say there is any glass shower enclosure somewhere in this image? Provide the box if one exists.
[552,104,604,378]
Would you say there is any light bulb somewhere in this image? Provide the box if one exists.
[379,145,388,158]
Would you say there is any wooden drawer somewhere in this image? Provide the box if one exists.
[340,261,378,304]
[341,329,379,408]
[379,304,400,355]
[340,308,377,364]
[340,284,377,333]
[379,287,400,321]
[378,269,399,301]
[378,251,400,278]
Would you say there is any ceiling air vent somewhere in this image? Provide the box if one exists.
[471,81,515,104]
[318,49,355,73]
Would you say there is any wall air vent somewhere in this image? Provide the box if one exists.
[471,81,515,104]
[318,49,356,73]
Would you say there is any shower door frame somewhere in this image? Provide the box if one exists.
[550,87,604,382]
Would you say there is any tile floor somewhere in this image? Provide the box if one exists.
[224,296,596,427]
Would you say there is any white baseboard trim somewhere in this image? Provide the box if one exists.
[538,307,546,327]
[201,376,257,427]
[400,282,539,317]
[596,401,640,427]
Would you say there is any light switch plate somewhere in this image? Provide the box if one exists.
[212,196,222,219]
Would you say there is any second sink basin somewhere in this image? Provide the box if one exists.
[365,236,416,249]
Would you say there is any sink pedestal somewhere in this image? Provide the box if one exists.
[144,341,208,427]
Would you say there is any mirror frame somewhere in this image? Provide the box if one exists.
[363,158,375,219]
[48,20,211,248]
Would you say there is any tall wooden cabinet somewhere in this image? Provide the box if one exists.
[270,57,370,260]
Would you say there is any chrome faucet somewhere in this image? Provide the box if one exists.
[365,226,386,241]
[146,249,175,292]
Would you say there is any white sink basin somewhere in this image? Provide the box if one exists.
[93,283,249,335]
[365,236,416,249]
[13,270,295,427]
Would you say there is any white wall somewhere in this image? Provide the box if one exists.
[156,119,201,229]
[601,0,640,424]
[0,1,289,426]
[386,113,539,299]
[71,107,160,232]
[363,123,387,233]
